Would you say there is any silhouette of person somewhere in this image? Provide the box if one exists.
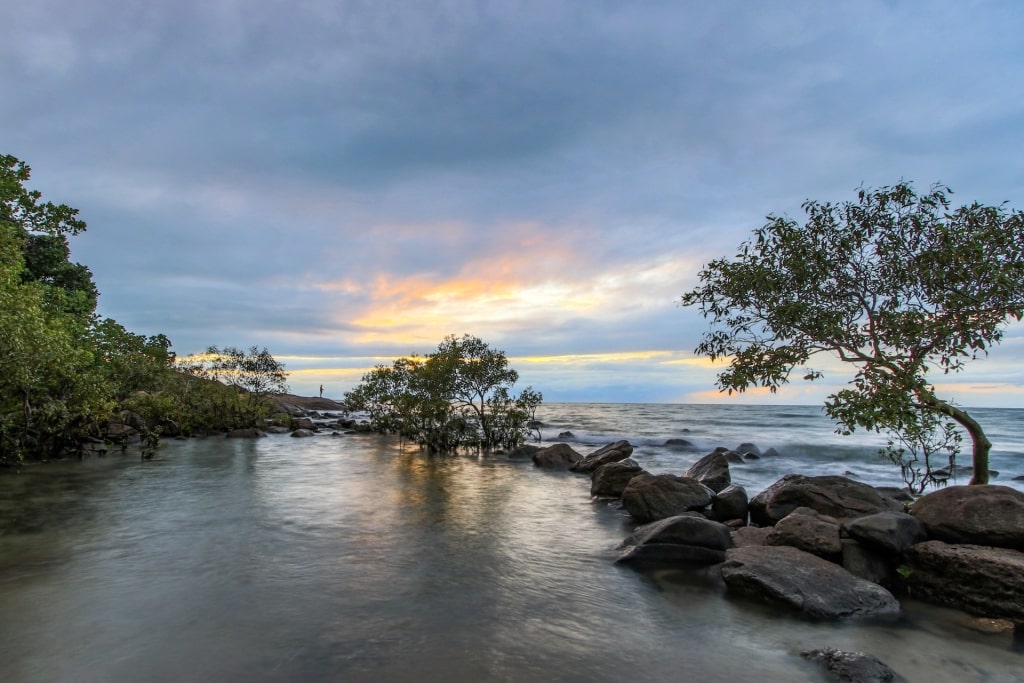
[319,384,324,398]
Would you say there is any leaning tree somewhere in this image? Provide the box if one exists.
[682,182,1023,486]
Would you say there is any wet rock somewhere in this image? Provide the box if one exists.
[227,428,267,438]
[736,442,761,456]
[765,506,842,560]
[843,511,927,556]
[732,526,770,547]
[264,425,290,434]
[762,447,780,458]
[721,545,900,619]
[621,474,714,523]
[665,438,698,450]
[902,541,1024,622]
[801,647,906,683]
[710,484,749,523]
[506,444,541,459]
[291,417,316,431]
[841,539,894,588]
[557,431,575,440]
[571,440,634,474]
[911,485,1024,550]
[290,429,316,438]
[616,514,733,569]
[532,443,583,469]
[590,459,646,498]
[685,450,732,493]
[749,474,902,526]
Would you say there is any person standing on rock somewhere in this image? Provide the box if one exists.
[319,384,324,398]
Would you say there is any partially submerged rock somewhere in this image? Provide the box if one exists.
[616,514,733,569]
[621,474,714,523]
[531,443,583,469]
[590,459,645,498]
[685,450,732,492]
[801,647,906,683]
[720,545,900,619]
[902,541,1024,622]
[227,428,266,438]
[571,440,634,474]
[911,485,1024,550]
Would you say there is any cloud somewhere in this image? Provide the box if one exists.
[3,1,1023,404]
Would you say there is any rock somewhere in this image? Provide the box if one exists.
[958,616,1016,634]
[765,506,842,560]
[665,438,698,450]
[902,541,1024,622]
[506,444,541,459]
[801,647,906,683]
[616,514,733,568]
[749,474,902,526]
[291,417,316,431]
[621,474,714,523]
[736,442,761,456]
[720,545,900,619]
[762,447,780,458]
[264,425,290,434]
[290,429,316,438]
[590,459,645,498]
[710,484,749,523]
[571,440,634,474]
[621,513,735,551]
[1013,475,1024,482]
[531,443,583,469]
[841,539,894,588]
[843,512,927,556]
[873,486,915,505]
[615,543,727,569]
[557,431,575,440]
[685,450,732,493]
[227,428,267,438]
[732,526,771,547]
[743,453,760,461]
[911,485,1024,550]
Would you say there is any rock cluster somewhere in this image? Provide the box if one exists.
[534,436,1024,678]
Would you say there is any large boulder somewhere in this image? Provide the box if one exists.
[616,514,733,568]
[590,459,646,498]
[720,545,900,619]
[531,443,583,469]
[748,475,902,526]
[910,485,1024,550]
[290,429,316,438]
[710,484,749,523]
[765,506,842,560]
[571,440,634,474]
[801,648,906,683]
[621,474,714,523]
[685,450,732,493]
[843,511,928,556]
[902,541,1024,622]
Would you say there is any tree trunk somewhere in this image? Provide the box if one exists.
[939,402,991,486]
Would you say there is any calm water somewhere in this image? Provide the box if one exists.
[1,403,1022,683]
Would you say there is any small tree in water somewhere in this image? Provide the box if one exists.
[344,334,542,453]
[682,182,1023,487]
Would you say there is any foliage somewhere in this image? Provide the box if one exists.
[682,182,1024,487]
[0,152,293,462]
[201,346,289,427]
[344,334,542,453]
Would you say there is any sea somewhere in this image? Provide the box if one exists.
[532,403,1024,494]
[0,403,1021,683]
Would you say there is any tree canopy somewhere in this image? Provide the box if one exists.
[344,334,542,453]
[0,152,290,462]
[682,182,1023,487]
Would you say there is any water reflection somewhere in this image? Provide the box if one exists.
[0,434,1021,682]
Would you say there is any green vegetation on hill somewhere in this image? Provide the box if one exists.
[0,153,288,463]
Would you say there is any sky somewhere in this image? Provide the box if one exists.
[3,0,1023,406]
